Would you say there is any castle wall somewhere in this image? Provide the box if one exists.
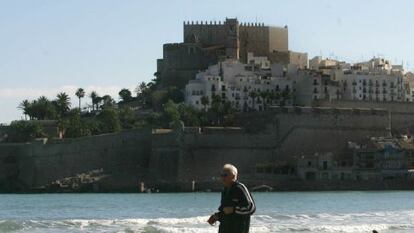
[268,26,289,52]
[239,25,270,62]
[184,22,227,46]
[2,106,409,192]
[316,100,414,132]
[149,107,390,191]
[15,130,152,191]
[160,19,290,88]
[236,107,389,161]
[158,43,219,87]
[0,143,26,190]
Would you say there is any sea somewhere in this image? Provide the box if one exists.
[0,192,413,233]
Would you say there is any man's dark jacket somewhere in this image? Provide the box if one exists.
[215,181,256,233]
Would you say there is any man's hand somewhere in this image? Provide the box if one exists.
[207,214,218,225]
[223,207,234,215]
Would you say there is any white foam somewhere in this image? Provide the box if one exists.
[1,212,414,233]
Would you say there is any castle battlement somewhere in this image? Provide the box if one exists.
[184,21,224,26]
[183,21,268,27]
[158,18,290,88]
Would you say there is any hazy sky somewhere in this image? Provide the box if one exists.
[1,0,413,123]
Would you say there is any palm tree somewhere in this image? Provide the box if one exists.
[35,96,56,120]
[259,91,269,111]
[18,99,31,120]
[55,92,71,117]
[281,89,291,106]
[75,88,85,111]
[89,91,100,111]
[200,95,209,112]
[249,91,258,111]
[210,95,226,125]
[269,91,281,106]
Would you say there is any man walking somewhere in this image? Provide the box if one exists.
[208,164,256,233]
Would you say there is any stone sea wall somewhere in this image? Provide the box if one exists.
[2,105,414,192]
[0,130,152,192]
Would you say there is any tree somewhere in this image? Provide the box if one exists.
[32,96,56,120]
[162,100,181,128]
[259,91,269,110]
[119,88,133,103]
[64,109,93,138]
[249,91,258,111]
[101,95,115,109]
[135,81,147,97]
[151,90,168,111]
[96,108,121,134]
[75,88,85,111]
[6,120,43,143]
[210,95,222,125]
[221,101,236,126]
[89,91,100,111]
[119,107,136,129]
[55,92,71,117]
[269,91,281,106]
[201,96,210,111]
[135,82,151,107]
[281,88,291,106]
[18,99,31,120]
[166,86,184,103]
[178,104,201,126]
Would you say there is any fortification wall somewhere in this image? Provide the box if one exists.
[268,26,289,52]
[316,100,414,132]
[239,25,270,61]
[150,129,277,191]
[183,22,227,45]
[0,143,26,190]
[0,105,401,192]
[178,133,276,180]
[151,107,389,191]
[16,130,152,191]
[159,43,219,88]
[236,107,389,160]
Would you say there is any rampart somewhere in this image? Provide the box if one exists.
[0,106,402,192]
[151,107,390,191]
[315,100,414,133]
[0,130,152,192]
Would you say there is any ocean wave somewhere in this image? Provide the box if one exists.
[1,212,414,233]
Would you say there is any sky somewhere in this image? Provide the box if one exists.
[1,0,414,123]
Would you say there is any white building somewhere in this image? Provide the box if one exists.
[300,57,410,104]
[185,59,294,112]
[186,56,414,109]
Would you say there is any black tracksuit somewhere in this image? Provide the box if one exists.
[215,181,256,233]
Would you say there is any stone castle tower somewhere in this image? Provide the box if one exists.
[157,18,303,88]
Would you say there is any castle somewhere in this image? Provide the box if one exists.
[3,18,414,193]
[157,18,307,88]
